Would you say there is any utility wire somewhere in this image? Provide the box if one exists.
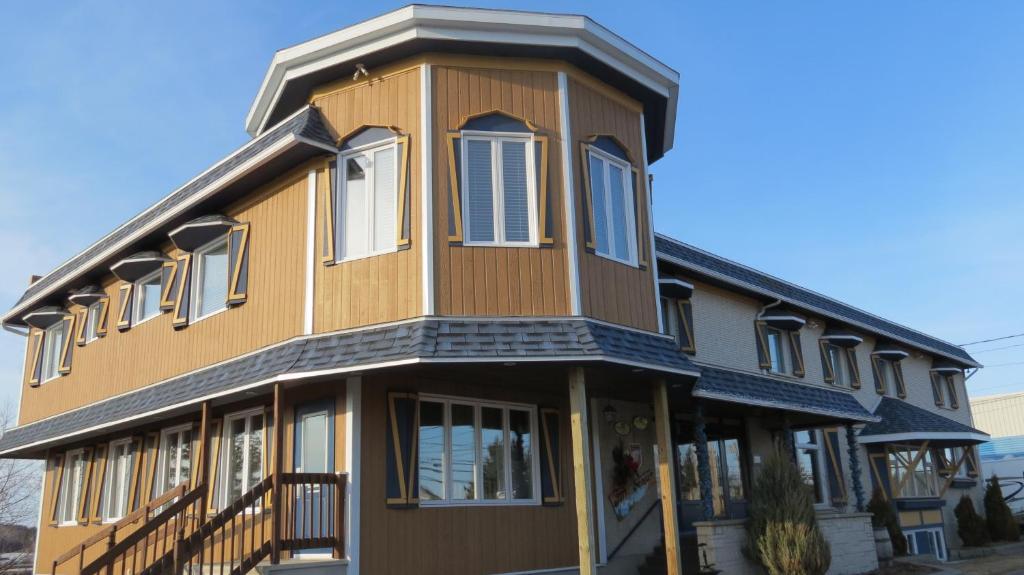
[971,342,1024,355]
[959,332,1024,347]
[978,360,1024,368]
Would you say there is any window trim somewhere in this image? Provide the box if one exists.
[84,301,102,343]
[132,269,163,326]
[57,448,86,526]
[190,236,230,324]
[460,131,539,248]
[41,321,66,383]
[586,146,638,267]
[101,438,135,523]
[887,443,939,499]
[418,393,542,507]
[156,423,193,497]
[765,326,788,375]
[219,407,266,509]
[827,344,848,387]
[335,138,401,262]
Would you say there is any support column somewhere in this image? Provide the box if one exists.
[845,423,866,511]
[781,417,796,461]
[653,380,683,575]
[568,368,596,575]
[693,402,715,521]
[198,401,212,524]
[271,383,284,564]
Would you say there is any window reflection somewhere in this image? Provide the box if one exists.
[418,402,445,501]
[481,407,505,500]
[676,435,747,517]
[509,409,533,500]
[450,404,477,500]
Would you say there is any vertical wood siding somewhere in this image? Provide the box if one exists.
[432,64,571,317]
[568,77,659,331]
[312,66,422,331]
[19,168,310,424]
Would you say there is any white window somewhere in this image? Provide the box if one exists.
[462,134,537,246]
[57,449,87,525]
[795,430,829,506]
[84,301,103,343]
[101,439,135,522]
[221,409,266,506]
[906,527,947,561]
[192,237,229,321]
[418,396,538,506]
[587,148,636,265]
[766,327,787,374]
[828,344,847,386]
[41,320,66,383]
[337,141,398,260]
[156,425,192,496]
[133,269,162,325]
[888,445,938,498]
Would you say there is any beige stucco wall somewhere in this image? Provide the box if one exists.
[970,391,1024,437]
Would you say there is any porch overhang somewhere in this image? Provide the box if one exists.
[0,317,697,458]
[690,365,879,424]
[857,396,989,446]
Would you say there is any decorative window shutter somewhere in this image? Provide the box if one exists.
[818,341,835,384]
[58,315,75,375]
[754,320,771,369]
[159,259,179,311]
[788,331,805,377]
[823,429,847,506]
[631,168,647,269]
[90,444,109,524]
[385,392,419,507]
[845,348,861,389]
[322,159,337,263]
[77,446,95,524]
[125,436,144,513]
[141,432,161,506]
[868,452,891,499]
[48,453,65,526]
[227,223,250,305]
[206,419,223,514]
[116,284,134,331]
[579,144,597,252]
[75,309,88,347]
[534,136,553,246]
[28,329,45,387]
[871,356,886,395]
[445,133,464,244]
[892,362,907,399]
[929,373,945,406]
[95,297,109,337]
[964,446,979,478]
[396,135,412,249]
[171,253,193,329]
[945,376,959,409]
[677,300,696,354]
[539,407,564,505]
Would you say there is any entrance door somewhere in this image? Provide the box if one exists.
[293,400,334,558]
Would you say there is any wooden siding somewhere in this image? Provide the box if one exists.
[431,63,572,317]
[568,76,659,331]
[311,65,422,331]
[360,372,578,575]
[19,167,311,424]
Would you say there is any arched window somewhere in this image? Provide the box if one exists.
[581,135,639,266]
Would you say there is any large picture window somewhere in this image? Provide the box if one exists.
[418,396,538,505]
[192,237,229,321]
[587,147,636,265]
[337,141,398,260]
[101,439,135,522]
[220,409,266,506]
[888,445,938,498]
[462,134,537,246]
[57,449,87,525]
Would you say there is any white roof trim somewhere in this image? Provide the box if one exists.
[245,5,679,152]
[856,431,990,444]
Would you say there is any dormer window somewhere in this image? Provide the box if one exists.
[462,134,537,246]
[133,270,162,325]
[585,145,636,265]
[192,237,229,321]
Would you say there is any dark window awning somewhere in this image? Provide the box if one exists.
[22,306,68,329]
[820,326,863,348]
[759,306,806,331]
[169,215,239,252]
[67,285,106,307]
[691,365,878,424]
[871,341,909,362]
[930,360,963,376]
[658,277,693,300]
[110,251,170,282]
[858,397,989,446]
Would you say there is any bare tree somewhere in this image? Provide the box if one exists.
[0,407,41,575]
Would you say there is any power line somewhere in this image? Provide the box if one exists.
[960,332,1024,347]
[971,342,1024,355]
[978,361,1024,368]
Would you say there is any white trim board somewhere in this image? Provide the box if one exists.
[856,432,989,444]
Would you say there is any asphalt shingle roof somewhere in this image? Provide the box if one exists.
[692,364,878,423]
[0,318,696,456]
[655,234,978,367]
[858,396,989,439]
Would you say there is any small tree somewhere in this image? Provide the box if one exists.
[0,408,42,575]
[984,475,1021,542]
[867,488,907,556]
[955,494,990,547]
[746,446,831,575]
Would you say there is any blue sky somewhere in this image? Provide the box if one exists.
[0,0,1021,416]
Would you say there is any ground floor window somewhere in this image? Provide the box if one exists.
[888,444,938,498]
[677,436,746,516]
[795,430,829,505]
[906,527,947,561]
[57,449,87,525]
[156,425,192,496]
[418,396,538,505]
[102,439,135,522]
[221,409,267,506]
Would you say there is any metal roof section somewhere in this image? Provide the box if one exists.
[692,365,879,424]
[655,234,980,368]
[0,317,697,457]
[244,4,680,161]
[3,106,336,328]
[857,397,989,445]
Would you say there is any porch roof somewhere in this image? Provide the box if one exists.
[691,365,879,424]
[0,318,697,457]
[857,397,990,445]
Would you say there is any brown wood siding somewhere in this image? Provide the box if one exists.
[431,63,571,317]
[19,167,311,424]
[359,372,577,575]
[568,76,659,331]
[311,65,422,331]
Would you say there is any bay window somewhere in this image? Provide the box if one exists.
[462,134,537,246]
[587,147,636,264]
[418,396,538,505]
[888,445,938,498]
[57,449,87,525]
[102,439,135,522]
[337,141,398,260]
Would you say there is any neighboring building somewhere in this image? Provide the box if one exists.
[973,392,1024,517]
[0,6,988,575]
[973,391,1024,438]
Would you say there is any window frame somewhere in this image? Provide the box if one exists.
[586,146,638,266]
[876,357,892,395]
[460,131,539,248]
[765,326,788,375]
[418,394,541,507]
[101,438,135,523]
[155,424,193,497]
[943,374,959,409]
[661,296,680,341]
[56,448,86,526]
[887,444,939,499]
[190,236,230,323]
[84,301,103,343]
[219,407,266,509]
[133,269,163,326]
[41,320,66,383]
[794,429,831,508]
[336,138,401,262]
[827,344,848,387]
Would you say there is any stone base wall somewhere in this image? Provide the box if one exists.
[694,512,878,575]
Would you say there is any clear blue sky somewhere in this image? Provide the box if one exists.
[0,1,1021,415]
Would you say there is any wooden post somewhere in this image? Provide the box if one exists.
[198,401,212,524]
[653,379,683,575]
[104,528,116,575]
[271,383,284,564]
[334,473,345,559]
[568,367,597,575]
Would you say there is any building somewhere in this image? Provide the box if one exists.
[0,6,988,575]
[972,392,1024,517]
